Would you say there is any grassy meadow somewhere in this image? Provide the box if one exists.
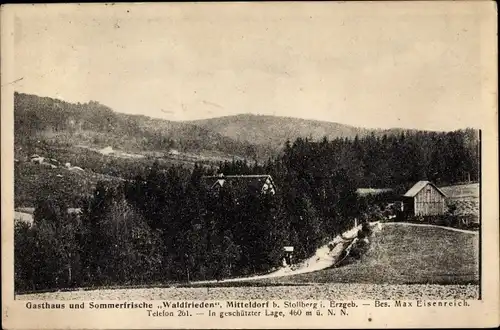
[258,223,479,285]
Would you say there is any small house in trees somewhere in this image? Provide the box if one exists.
[402,181,447,216]
[201,174,277,197]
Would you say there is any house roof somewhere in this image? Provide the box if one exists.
[403,181,447,198]
[200,175,276,196]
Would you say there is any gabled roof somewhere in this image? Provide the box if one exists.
[403,181,446,198]
[200,175,276,196]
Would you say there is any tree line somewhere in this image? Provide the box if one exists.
[276,129,479,189]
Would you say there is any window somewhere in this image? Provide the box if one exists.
[425,187,431,201]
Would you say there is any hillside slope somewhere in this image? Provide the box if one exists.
[188,114,409,150]
[14,161,124,207]
[14,93,426,159]
[260,223,479,285]
[14,92,268,160]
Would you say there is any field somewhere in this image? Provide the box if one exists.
[16,283,477,300]
[440,183,480,217]
[440,183,479,199]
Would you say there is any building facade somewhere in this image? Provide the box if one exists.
[200,174,277,197]
[403,181,447,216]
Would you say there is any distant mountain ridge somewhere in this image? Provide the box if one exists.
[187,114,413,150]
[14,92,441,161]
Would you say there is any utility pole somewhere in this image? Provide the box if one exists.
[185,253,190,282]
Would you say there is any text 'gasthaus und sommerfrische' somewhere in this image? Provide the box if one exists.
[23,299,471,318]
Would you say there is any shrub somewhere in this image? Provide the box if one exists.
[14,201,81,292]
[357,222,373,239]
[349,238,370,260]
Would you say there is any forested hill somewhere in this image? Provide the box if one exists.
[13,92,479,171]
[13,92,270,160]
[188,114,412,150]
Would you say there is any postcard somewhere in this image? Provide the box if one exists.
[1,2,498,329]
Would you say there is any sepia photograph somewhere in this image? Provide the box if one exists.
[1,2,498,329]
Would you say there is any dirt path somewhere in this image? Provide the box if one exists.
[384,222,479,234]
[202,221,474,284]
[192,222,382,285]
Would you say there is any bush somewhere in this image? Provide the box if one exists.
[357,222,373,239]
[349,238,370,260]
[14,202,81,292]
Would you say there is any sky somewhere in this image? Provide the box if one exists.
[10,2,495,130]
